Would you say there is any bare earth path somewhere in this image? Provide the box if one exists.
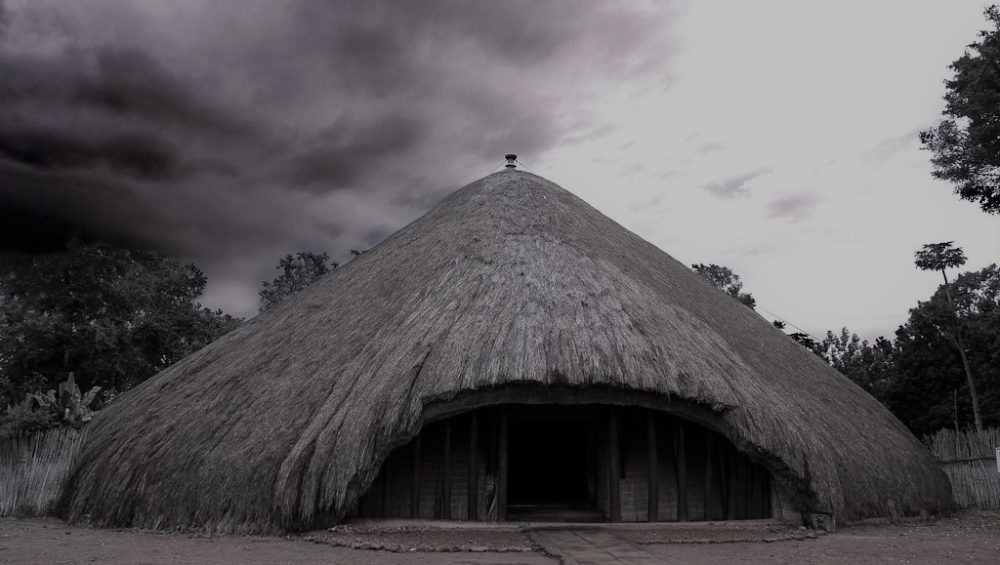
[640,513,1000,565]
[0,518,553,565]
[1,513,998,564]
[529,529,662,564]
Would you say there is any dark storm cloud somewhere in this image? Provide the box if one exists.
[702,168,771,198]
[282,114,426,192]
[0,122,182,180]
[0,48,251,137]
[0,0,672,315]
[73,49,255,136]
[0,205,81,253]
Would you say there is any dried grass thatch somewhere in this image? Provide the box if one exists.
[61,170,951,532]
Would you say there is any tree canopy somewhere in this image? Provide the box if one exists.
[691,263,756,308]
[818,264,1000,436]
[814,328,896,404]
[920,6,1000,214]
[891,264,999,435]
[0,241,241,404]
[914,242,967,274]
[258,251,337,312]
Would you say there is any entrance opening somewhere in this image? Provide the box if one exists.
[507,409,600,521]
[355,402,774,523]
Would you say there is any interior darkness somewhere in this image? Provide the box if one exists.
[508,416,590,506]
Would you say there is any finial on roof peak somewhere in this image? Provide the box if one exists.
[504,154,517,168]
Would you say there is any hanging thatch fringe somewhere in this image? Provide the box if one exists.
[59,170,952,533]
[1,428,83,516]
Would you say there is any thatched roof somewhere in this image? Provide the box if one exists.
[61,169,951,532]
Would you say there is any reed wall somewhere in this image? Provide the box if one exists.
[1,427,83,516]
[926,427,1000,510]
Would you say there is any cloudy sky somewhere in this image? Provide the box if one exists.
[1,1,997,340]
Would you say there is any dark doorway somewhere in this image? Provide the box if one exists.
[506,410,599,521]
[356,403,773,523]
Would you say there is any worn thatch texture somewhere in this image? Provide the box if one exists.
[61,170,951,532]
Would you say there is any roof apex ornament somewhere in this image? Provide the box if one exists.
[504,154,517,168]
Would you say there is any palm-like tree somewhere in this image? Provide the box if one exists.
[914,242,981,431]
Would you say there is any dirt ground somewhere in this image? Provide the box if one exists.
[0,518,552,565]
[643,512,1000,565]
[1,512,998,564]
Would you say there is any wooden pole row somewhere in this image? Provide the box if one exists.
[396,408,766,523]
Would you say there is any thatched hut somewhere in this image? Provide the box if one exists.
[61,168,951,532]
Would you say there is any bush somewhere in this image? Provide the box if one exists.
[0,374,101,438]
[0,400,58,438]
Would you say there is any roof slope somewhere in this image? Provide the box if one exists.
[62,170,951,532]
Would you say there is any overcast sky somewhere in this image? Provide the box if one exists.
[1,1,998,340]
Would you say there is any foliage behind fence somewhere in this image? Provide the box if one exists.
[926,427,1000,510]
[0,427,83,516]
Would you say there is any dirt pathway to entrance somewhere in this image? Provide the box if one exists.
[529,529,663,564]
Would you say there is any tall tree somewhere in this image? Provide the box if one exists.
[692,263,756,308]
[891,264,999,435]
[920,6,1000,214]
[258,251,337,312]
[913,242,982,431]
[0,241,241,402]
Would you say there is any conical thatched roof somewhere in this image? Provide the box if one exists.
[61,169,950,532]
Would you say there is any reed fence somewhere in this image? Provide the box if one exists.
[0,427,83,516]
[926,427,1000,510]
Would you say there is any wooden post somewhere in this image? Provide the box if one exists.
[704,432,714,520]
[497,410,508,521]
[442,419,452,519]
[725,449,737,520]
[468,413,479,521]
[608,408,621,522]
[411,436,421,519]
[382,461,392,517]
[749,464,761,518]
[647,412,659,522]
[764,472,773,518]
[673,421,688,522]
[735,457,747,520]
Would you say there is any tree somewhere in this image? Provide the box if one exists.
[0,241,241,403]
[692,263,756,308]
[258,251,337,312]
[889,263,999,435]
[814,328,896,404]
[915,242,967,287]
[771,320,821,353]
[913,242,982,431]
[920,6,1000,214]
